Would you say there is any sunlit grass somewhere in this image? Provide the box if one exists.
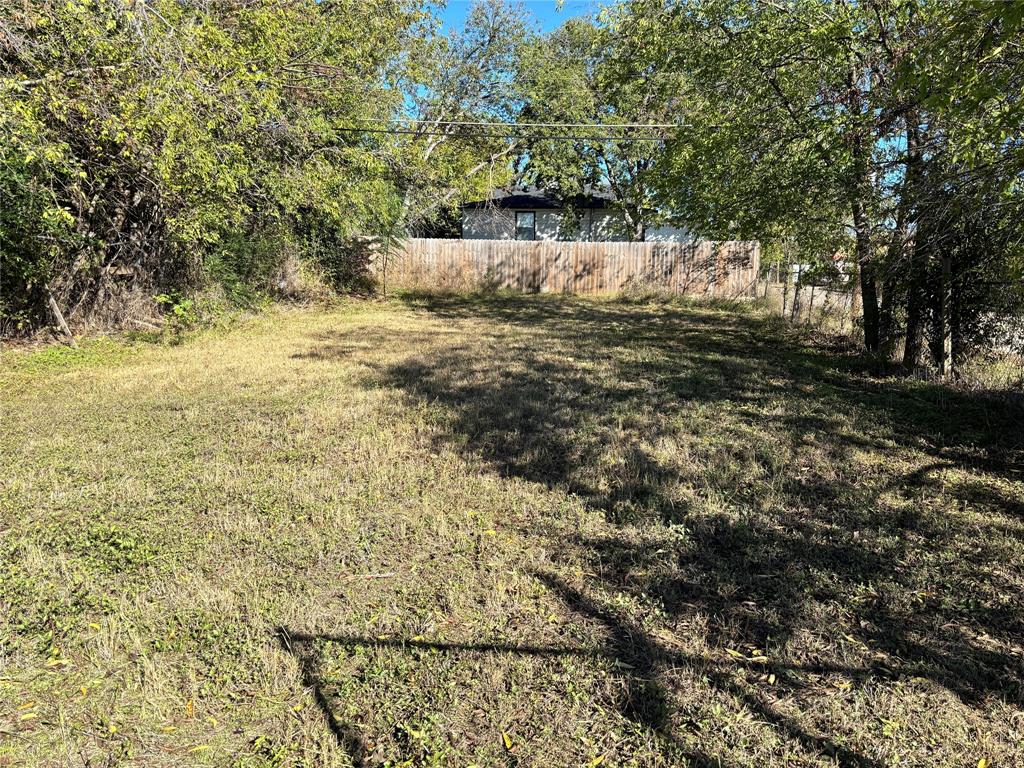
[2,296,1022,767]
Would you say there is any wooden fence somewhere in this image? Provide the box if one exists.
[381,238,761,298]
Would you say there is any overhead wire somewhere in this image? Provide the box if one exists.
[345,117,682,129]
[334,125,672,141]
[333,117,681,142]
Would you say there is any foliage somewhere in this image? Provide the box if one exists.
[0,0,415,330]
[154,292,198,337]
[603,0,1024,371]
[0,0,528,333]
[517,16,683,239]
[2,0,1022,375]
[390,0,531,235]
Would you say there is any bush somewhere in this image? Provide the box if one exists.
[0,0,414,335]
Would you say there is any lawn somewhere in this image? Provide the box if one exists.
[1,294,1022,768]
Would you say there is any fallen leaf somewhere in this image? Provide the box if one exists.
[185,699,195,718]
[501,731,513,751]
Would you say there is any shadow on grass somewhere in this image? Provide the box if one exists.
[278,622,864,768]
[277,598,903,768]
[276,628,372,765]
[294,293,1024,765]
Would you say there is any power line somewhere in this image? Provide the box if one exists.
[335,126,671,141]
[346,117,682,130]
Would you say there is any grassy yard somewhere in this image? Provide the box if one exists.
[2,294,1022,768]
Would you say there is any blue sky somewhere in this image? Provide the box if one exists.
[437,1,599,33]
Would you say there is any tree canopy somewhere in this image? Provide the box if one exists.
[0,0,526,330]
[2,0,1022,374]
[596,0,1024,369]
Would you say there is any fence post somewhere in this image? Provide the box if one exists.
[781,260,790,317]
[791,263,803,322]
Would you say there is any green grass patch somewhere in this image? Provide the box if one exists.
[1,336,141,376]
[1,295,1022,767]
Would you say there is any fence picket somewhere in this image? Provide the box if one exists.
[384,238,759,298]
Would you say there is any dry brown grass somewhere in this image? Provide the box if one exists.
[1,294,1022,767]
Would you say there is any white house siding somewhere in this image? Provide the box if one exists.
[461,208,568,240]
[462,207,689,242]
[537,210,563,240]
[645,225,692,242]
[462,208,516,239]
[580,209,629,241]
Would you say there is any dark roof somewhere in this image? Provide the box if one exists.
[461,186,615,210]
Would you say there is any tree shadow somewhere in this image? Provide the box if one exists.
[532,570,889,768]
[294,293,1023,764]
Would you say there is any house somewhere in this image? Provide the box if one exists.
[460,187,690,242]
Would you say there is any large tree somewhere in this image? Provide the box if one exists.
[1,0,423,329]
[0,0,536,330]
[516,16,684,240]
[610,0,1023,369]
[388,0,533,234]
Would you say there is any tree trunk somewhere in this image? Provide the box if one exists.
[847,68,879,353]
[852,197,879,351]
[791,263,803,323]
[902,235,926,370]
[936,253,953,377]
[849,125,878,350]
[849,259,861,332]
[782,259,790,317]
[879,187,909,358]
[620,204,645,242]
[951,282,966,374]
[901,113,926,371]
[878,274,897,358]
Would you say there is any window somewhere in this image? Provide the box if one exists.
[515,211,536,241]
